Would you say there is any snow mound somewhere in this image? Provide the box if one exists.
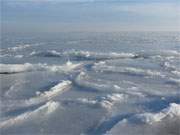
[76,93,127,110]
[0,101,60,129]
[0,62,82,74]
[134,103,180,124]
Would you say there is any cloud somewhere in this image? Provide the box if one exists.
[113,3,180,17]
[4,0,179,3]
[2,0,180,32]
[4,0,95,3]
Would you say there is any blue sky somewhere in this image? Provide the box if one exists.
[2,0,180,32]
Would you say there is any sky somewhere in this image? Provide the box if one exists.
[1,0,180,33]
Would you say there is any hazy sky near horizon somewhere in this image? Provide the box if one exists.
[2,0,180,32]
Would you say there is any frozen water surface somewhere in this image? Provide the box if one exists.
[0,32,180,135]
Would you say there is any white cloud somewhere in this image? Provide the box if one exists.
[4,0,96,3]
[113,3,180,17]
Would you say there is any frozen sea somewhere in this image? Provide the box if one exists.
[0,32,180,135]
